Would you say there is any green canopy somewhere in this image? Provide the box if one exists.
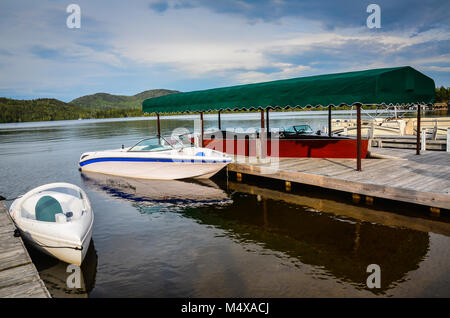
[142,66,435,114]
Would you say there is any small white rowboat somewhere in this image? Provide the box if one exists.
[9,183,94,265]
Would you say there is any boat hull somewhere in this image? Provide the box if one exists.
[80,160,229,180]
[18,223,92,266]
[202,138,369,159]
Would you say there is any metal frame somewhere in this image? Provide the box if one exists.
[152,101,428,172]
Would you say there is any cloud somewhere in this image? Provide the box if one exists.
[0,0,448,101]
[30,45,63,59]
[421,66,450,72]
[148,0,450,31]
[234,64,312,83]
[149,0,170,13]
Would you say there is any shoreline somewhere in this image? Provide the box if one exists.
[0,109,447,129]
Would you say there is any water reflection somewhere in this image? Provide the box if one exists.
[80,172,232,206]
[80,172,434,294]
[181,185,431,293]
[27,241,98,298]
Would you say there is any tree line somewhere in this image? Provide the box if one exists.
[0,98,147,123]
[435,86,449,103]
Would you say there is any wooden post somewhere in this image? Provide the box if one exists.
[430,207,440,216]
[218,110,221,131]
[352,193,361,203]
[200,112,204,148]
[285,181,291,192]
[156,113,161,138]
[356,104,362,171]
[416,104,421,155]
[328,105,332,137]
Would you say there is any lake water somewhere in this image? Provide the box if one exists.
[1,111,449,297]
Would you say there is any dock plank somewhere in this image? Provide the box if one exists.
[0,202,50,298]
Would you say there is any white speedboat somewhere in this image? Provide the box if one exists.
[9,183,94,265]
[79,136,232,180]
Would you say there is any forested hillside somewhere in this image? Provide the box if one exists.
[0,98,144,123]
[71,89,179,109]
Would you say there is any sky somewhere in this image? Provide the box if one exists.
[0,0,449,101]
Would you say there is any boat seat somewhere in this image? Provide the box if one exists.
[35,195,64,222]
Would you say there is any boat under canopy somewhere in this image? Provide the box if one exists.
[142,66,435,168]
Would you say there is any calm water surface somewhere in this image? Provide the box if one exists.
[1,112,449,297]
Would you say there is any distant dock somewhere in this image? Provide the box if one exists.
[0,202,50,298]
[228,148,450,212]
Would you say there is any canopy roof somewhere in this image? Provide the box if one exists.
[142,66,435,114]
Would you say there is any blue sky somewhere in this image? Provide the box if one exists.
[0,0,448,101]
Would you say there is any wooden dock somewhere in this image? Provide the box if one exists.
[228,148,450,211]
[0,202,50,298]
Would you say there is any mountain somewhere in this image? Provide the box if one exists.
[71,89,179,109]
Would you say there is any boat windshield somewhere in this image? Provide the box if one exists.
[284,126,297,134]
[128,137,175,152]
[293,125,314,134]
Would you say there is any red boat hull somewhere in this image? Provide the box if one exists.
[202,138,368,159]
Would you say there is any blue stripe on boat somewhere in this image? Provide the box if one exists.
[79,157,231,167]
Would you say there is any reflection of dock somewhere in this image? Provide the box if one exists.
[228,182,450,237]
[181,188,430,291]
[0,202,50,298]
[228,148,450,211]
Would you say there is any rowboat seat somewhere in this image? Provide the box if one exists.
[35,195,64,222]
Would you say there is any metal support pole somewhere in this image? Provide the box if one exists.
[266,108,270,139]
[218,110,221,131]
[200,112,204,148]
[356,104,362,171]
[260,109,265,158]
[416,104,421,155]
[156,113,161,138]
[328,105,332,137]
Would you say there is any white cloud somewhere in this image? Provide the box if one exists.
[421,66,450,72]
[234,64,312,83]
